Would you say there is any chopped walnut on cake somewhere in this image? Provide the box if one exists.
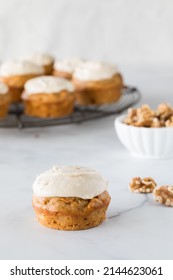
[153,186,173,207]
[129,177,157,193]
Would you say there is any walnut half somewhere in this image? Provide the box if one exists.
[129,177,157,193]
[153,186,173,207]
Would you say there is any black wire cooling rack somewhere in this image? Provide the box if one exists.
[0,86,141,129]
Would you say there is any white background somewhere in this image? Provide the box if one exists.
[0,0,173,64]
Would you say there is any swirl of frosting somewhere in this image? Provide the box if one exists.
[24,52,54,66]
[73,61,118,81]
[54,58,83,74]
[0,60,44,77]
[33,165,108,199]
[24,76,74,96]
[0,81,8,95]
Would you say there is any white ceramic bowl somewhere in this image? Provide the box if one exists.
[115,114,173,159]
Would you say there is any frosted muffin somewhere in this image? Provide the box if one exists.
[32,166,111,230]
[22,76,75,118]
[53,58,83,80]
[0,82,10,119]
[0,60,44,102]
[73,61,123,105]
[24,52,54,75]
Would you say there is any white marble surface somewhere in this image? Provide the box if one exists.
[0,65,173,260]
[0,0,173,64]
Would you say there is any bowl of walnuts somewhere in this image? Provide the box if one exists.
[115,103,173,159]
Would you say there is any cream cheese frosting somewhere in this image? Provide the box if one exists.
[73,61,118,81]
[0,81,8,95]
[54,58,83,74]
[24,52,54,66]
[33,165,108,199]
[24,76,74,95]
[0,60,44,77]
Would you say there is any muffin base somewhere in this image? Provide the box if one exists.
[35,207,106,230]
[0,74,42,88]
[9,87,23,102]
[0,74,43,103]
[75,88,122,105]
[73,73,123,105]
[53,69,72,80]
[44,63,54,75]
[0,103,9,119]
[23,91,75,118]
[0,93,10,118]
[33,191,111,230]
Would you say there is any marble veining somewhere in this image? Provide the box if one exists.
[108,195,148,220]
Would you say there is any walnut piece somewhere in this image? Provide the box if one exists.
[129,177,157,193]
[136,105,155,127]
[156,103,173,121]
[124,103,173,128]
[151,117,162,128]
[153,186,173,207]
[165,116,173,127]
[124,105,155,127]
[124,108,137,126]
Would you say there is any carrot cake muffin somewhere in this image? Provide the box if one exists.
[0,60,44,102]
[24,52,54,75]
[53,58,83,79]
[73,61,123,105]
[0,81,10,119]
[32,166,111,230]
[22,76,75,118]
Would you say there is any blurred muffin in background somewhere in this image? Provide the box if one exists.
[0,60,44,102]
[53,57,83,80]
[0,81,10,119]
[73,61,123,105]
[22,76,75,118]
[24,52,54,75]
